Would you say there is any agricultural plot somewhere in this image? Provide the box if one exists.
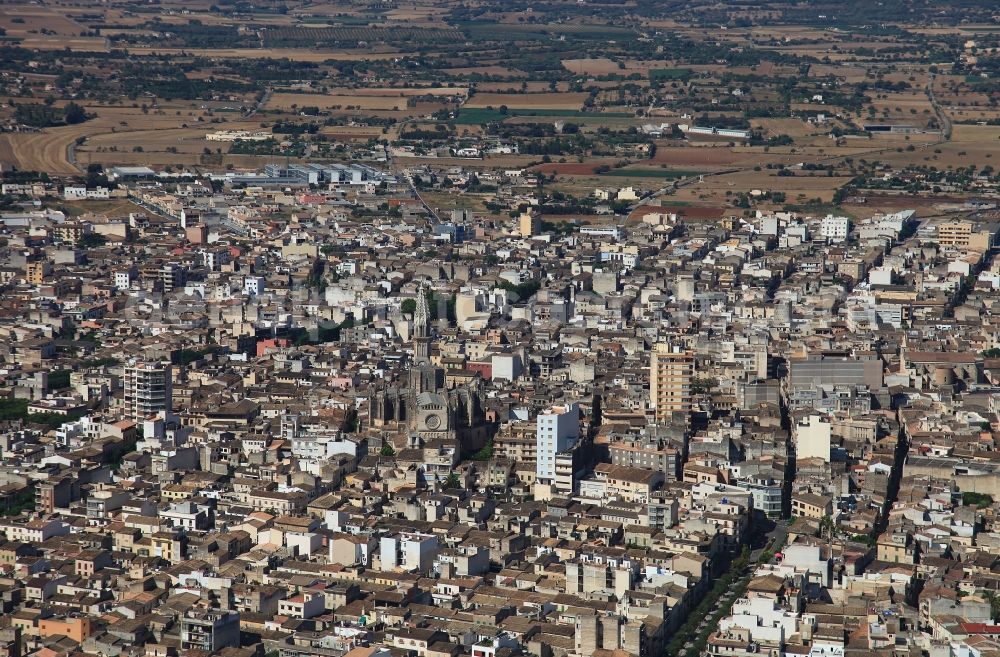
[649,68,694,81]
[0,8,87,35]
[454,107,631,125]
[262,26,463,46]
[464,93,590,110]
[126,47,399,61]
[600,168,703,179]
[267,93,408,111]
[457,21,637,41]
[561,58,623,75]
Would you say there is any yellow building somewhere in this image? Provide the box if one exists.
[518,211,540,238]
[791,492,833,520]
[937,220,998,251]
[876,532,916,564]
[24,260,50,285]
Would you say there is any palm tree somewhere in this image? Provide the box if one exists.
[819,516,836,541]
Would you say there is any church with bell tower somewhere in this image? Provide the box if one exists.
[368,287,488,453]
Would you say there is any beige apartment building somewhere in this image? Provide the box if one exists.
[649,343,693,424]
[936,220,999,251]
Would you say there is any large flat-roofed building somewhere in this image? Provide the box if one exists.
[789,355,882,389]
[936,220,1000,251]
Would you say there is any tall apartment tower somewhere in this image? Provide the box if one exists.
[649,343,694,424]
[536,402,580,483]
[124,361,173,421]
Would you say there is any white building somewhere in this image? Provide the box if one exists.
[868,266,894,286]
[63,186,87,201]
[795,415,832,463]
[821,214,850,242]
[580,225,623,240]
[617,187,639,201]
[286,531,323,557]
[719,596,798,645]
[380,532,439,573]
[123,360,173,422]
[492,353,523,381]
[244,276,265,296]
[536,402,580,483]
[63,186,110,201]
[114,269,136,290]
[160,501,208,531]
[201,248,231,271]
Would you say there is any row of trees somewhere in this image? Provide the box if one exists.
[13,101,87,127]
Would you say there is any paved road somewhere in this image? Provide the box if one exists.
[627,100,954,216]
[628,167,741,212]
[244,88,272,120]
[751,517,789,562]
[679,519,789,654]
[66,139,80,173]
[926,73,952,141]
[387,150,440,221]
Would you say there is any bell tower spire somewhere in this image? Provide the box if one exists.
[413,286,431,365]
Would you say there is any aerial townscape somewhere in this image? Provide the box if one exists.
[6,1,1000,657]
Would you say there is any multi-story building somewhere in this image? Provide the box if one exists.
[609,436,679,480]
[380,532,439,573]
[180,610,240,652]
[24,260,50,285]
[123,361,173,421]
[650,343,693,424]
[535,403,579,484]
[936,219,999,250]
[161,263,186,292]
[820,214,850,242]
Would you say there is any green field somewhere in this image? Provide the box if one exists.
[650,68,694,81]
[455,108,633,124]
[601,168,701,179]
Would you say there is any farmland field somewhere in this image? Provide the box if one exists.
[0,8,87,35]
[267,93,409,111]
[126,47,400,61]
[562,58,623,75]
[464,93,591,110]
[457,21,637,41]
[262,26,463,46]
[600,168,703,179]
[454,107,632,124]
[649,68,694,81]
[0,126,90,174]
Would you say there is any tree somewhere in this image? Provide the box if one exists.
[64,102,87,125]
[401,298,417,315]
[963,492,993,508]
[77,233,107,249]
[985,591,1000,622]
[379,444,395,457]
[819,515,836,541]
[471,440,493,461]
[444,472,461,488]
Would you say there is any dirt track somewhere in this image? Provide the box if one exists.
[0,123,95,174]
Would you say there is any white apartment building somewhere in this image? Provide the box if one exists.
[536,402,580,483]
[821,215,850,242]
[380,532,439,573]
[123,360,173,422]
